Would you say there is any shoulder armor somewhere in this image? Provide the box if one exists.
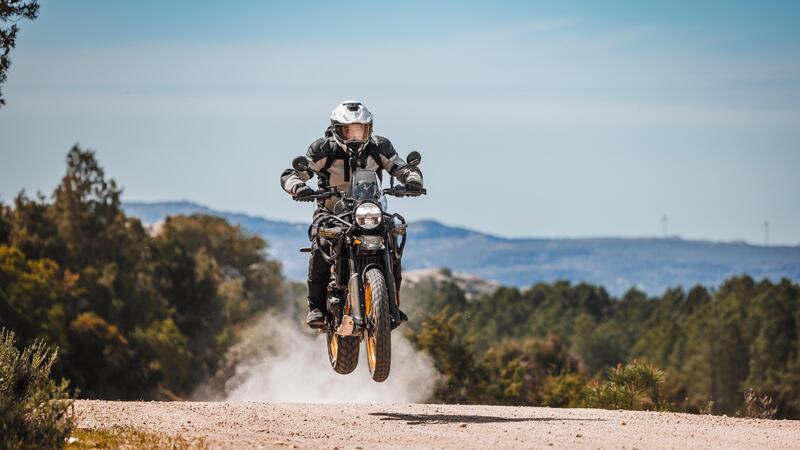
[371,135,396,157]
[306,138,335,162]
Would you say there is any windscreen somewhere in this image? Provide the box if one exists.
[350,169,388,210]
[351,169,381,201]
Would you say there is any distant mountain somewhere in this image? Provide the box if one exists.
[123,201,800,296]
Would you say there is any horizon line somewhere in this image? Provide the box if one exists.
[122,199,800,249]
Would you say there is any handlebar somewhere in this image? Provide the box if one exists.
[294,187,426,201]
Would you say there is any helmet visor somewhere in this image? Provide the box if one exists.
[341,123,369,142]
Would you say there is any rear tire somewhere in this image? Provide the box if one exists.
[327,332,359,374]
[364,268,391,382]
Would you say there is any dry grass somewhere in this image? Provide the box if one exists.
[66,427,207,450]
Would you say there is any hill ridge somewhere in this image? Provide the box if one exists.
[123,200,800,295]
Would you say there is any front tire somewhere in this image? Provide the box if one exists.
[327,332,359,374]
[364,268,391,382]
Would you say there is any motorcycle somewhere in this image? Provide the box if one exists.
[291,151,426,382]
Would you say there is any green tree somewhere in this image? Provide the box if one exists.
[67,312,145,399]
[406,307,489,404]
[483,333,583,405]
[706,277,754,414]
[0,201,11,243]
[2,146,286,400]
[402,272,800,418]
[0,0,39,106]
[743,279,800,417]
[0,245,73,350]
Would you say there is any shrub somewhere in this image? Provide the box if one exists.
[0,327,74,449]
[740,389,777,419]
[482,334,583,406]
[539,373,588,408]
[584,360,667,411]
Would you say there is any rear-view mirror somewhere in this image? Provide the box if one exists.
[406,151,421,166]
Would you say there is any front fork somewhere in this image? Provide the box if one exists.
[346,245,401,328]
[347,246,365,326]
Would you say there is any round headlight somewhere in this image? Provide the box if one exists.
[355,202,382,229]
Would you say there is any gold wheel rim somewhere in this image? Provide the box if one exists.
[329,333,338,360]
[364,281,377,370]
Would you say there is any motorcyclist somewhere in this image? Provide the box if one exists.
[280,100,424,328]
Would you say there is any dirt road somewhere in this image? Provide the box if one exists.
[74,400,800,449]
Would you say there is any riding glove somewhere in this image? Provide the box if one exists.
[405,180,423,192]
[294,185,315,201]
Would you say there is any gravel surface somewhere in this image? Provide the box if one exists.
[74,400,800,449]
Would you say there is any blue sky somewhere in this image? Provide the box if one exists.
[1,0,799,244]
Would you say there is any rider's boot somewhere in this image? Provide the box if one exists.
[306,305,324,328]
[306,281,327,328]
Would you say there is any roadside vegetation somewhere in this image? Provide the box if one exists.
[0,146,286,400]
[0,328,74,450]
[66,428,207,450]
[404,272,800,419]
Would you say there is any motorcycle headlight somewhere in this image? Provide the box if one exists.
[354,202,382,229]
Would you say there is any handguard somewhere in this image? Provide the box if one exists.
[292,188,341,202]
[383,187,427,198]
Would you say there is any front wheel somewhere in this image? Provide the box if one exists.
[364,268,391,382]
[327,332,359,374]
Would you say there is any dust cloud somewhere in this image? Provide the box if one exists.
[218,309,439,403]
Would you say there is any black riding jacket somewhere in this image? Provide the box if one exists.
[281,130,423,211]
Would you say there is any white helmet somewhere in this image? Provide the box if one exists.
[330,100,373,154]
